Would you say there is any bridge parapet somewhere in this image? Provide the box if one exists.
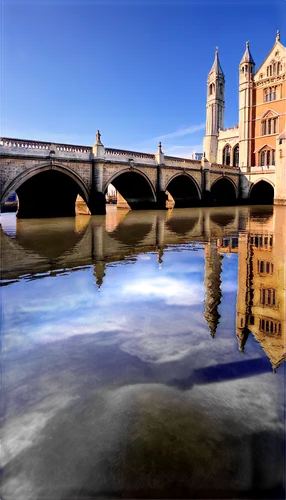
[0,137,92,159]
[105,147,156,165]
[164,156,201,168]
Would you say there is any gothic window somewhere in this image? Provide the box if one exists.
[262,120,266,135]
[267,150,271,165]
[209,84,215,96]
[264,89,269,102]
[273,63,276,75]
[222,145,231,166]
[262,115,277,135]
[260,151,265,166]
[273,118,277,133]
[272,150,275,165]
[233,144,239,167]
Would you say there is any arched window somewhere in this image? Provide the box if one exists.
[260,148,275,166]
[233,144,239,167]
[209,84,214,96]
[222,145,231,166]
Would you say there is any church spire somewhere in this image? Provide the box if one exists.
[240,41,255,66]
[209,47,224,78]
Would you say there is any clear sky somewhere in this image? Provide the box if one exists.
[1,0,285,157]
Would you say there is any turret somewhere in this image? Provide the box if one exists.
[203,48,225,163]
[239,42,255,168]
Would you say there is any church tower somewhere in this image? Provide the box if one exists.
[203,49,225,163]
[239,41,255,168]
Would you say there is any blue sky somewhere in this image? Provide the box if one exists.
[1,0,285,156]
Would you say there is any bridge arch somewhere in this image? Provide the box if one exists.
[104,167,157,209]
[1,163,90,218]
[166,173,201,207]
[249,179,274,204]
[210,176,237,206]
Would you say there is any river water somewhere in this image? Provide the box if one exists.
[1,205,285,499]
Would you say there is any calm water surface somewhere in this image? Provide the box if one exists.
[1,206,285,499]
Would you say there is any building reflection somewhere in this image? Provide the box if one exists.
[215,208,285,371]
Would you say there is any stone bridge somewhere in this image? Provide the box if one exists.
[0,132,278,217]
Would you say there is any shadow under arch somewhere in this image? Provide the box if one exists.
[108,210,154,247]
[249,180,274,205]
[166,210,199,235]
[210,177,237,206]
[105,169,156,210]
[1,164,90,218]
[166,174,201,208]
[210,210,236,228]
[1,217,90,279]
[248,205,274,223]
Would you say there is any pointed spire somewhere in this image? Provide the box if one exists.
[240,41,255,65]
[93,261,106,291]
[209,47,224,77]
[158,249,164,269]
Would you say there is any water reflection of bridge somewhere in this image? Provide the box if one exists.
[0,206,254,280]
[1,205,285,369]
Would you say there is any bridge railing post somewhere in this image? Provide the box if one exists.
[155,142,168,209]
[91,130,106,215]
[202,156,212,206]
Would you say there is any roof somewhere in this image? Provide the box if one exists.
[209,49,224,78]
[278,128,286,141]
[240,41,255,65]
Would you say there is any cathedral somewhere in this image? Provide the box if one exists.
[203,30,286,204]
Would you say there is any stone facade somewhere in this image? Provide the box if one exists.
[203,32,286,205]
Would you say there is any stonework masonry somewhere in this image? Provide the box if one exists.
[203,31,286,205]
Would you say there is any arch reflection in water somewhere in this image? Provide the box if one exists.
[1,206,285,371]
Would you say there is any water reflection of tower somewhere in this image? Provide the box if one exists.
[204,240,223,338]
[92,223,106,291]
[236,233,252,353]
[156,215,165,269]
[236,208,286,370]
